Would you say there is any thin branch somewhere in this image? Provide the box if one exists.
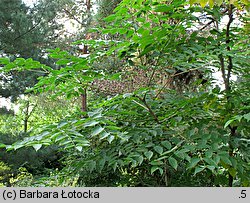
[134,95,160,124]
[225,4,234,91]
[0,2,53,52]
[154,67,202,99]
[199,20,214,31]
[219,54,228,89]
[63,8,85,26]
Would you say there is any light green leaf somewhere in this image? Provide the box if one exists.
[131,159,137,167]
[6,145,14,151]
[91,126,104,137]
[154,5,172,12]
[107,135,115,143]
[55,135,67,143]
[113,162,118,171]
[0,57,10,65]
[104,14,117,22]
[110,73,121,80]
[205,150,213,158]
[228,167,236,178]
[106,126,121,130]
[208,0,214,7]
[88,160,96,173]
[174,151,186,159]
[33,144,42,151]
[57,121,68,128]
[150,130,157,136]
[224,117,238,128]
[56,59,70,65]
[213,155,220,164]
[215,0,223,6]
[83,120,99,127]
[189,0,196,5]
[200,0,208,7]
[99,132,110,140]
[77,140,90,147]
[88,108,103,118]
[243,113,250,122]
[76,146,83,152]
[13,144,23,151]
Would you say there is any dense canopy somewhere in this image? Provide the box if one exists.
[0,0,249,187]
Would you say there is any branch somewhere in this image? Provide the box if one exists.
[134,95,160,124]
[225,4,234,91]
[199,20,214,31]
[154,67,202,99]
[63,8,85,26]
[219,54,228,89]
[0,1,55,52]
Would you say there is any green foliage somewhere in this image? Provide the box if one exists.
[33,169,80,187]
[0,0,76,101]
[0,0,249,187]
[9,167,33,187]
[0,161,11,186]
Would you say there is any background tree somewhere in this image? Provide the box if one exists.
[0,0,249,187]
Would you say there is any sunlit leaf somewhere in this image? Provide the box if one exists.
[83,120,99,127]
[33,144,42,151]
[76,146,83,152]
[91,126,104,137]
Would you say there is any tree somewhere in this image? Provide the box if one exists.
[0,0,249,186]
[0,0,72,101]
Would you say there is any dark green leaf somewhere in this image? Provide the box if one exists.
[161,140,172,149]
[154,145,163,154]
[220,156,232,166]
[151,166,163,175]
[168,157,178,170]
[144,151,154,160]
[187,157,200,169]
[194,166,205,175]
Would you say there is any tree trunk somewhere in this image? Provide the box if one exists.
[81,89,87,112]
[23,101,30,133]
[80,0,92,113]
